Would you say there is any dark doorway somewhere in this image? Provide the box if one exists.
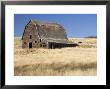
[50,43,52,49]
[49,43,55,49]
[29,42,32,48]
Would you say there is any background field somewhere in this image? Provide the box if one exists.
[14,38,97,76]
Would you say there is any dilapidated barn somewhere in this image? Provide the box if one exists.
[22,20,77,49]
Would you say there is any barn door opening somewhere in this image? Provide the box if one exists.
[49,43,55,49]
[29,42,32,48]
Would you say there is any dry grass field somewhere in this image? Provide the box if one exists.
[14,37,97,76]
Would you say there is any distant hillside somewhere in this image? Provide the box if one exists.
[85,36,97,38]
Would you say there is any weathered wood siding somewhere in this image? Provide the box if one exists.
[22,22,41,48]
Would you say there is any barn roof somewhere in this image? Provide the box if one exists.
[31,20,61,26]
[22,20,68,43]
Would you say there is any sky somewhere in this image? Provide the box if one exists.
[14,14,97,38]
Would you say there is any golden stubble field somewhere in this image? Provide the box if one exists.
[14,37,97,76]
